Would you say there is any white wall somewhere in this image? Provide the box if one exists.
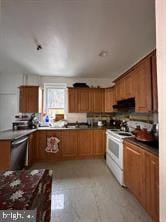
[0,73,113,130]
[156,1,166,221]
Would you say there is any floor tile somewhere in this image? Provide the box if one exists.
[32,159,152,222]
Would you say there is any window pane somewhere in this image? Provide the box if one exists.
[47,88,65,109]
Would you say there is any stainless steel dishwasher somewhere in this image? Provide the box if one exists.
[11,136,29,170]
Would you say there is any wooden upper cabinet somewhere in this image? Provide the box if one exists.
[124,142,146,206]
[68,87,105,113]
[77,88,92,112]
[92,88,105,112]
[151,52,158,112]
[19,86,42,113]
[115,79,125,101]
[124,72,135,99]
[134,58,152,112]
[105,87,115,112]
[68,88,78,112]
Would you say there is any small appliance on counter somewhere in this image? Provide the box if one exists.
[28,113,40,129]
[12,114,30,130]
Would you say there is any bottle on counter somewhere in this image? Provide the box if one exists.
[45,115,49,126]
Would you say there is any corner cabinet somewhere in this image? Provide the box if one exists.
[124,140,159,222]
[19,85,42,113]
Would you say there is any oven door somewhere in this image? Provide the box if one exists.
[106,134,123,169]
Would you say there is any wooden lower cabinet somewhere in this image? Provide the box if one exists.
[36,131,62,161]
[61,130,78,158]
[124,142,146,206]
[145,152,159,222]
[36,129,106,161]
[93,130,106,156]
[77,130,93,157]
[28,132,36,166]
[124,141,159,222]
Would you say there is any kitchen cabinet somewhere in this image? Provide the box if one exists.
[68,88,78,112]
[36,130,62,161]
[105,87,115,112]
[28,132,36,166]
[61,130,78,158]
[92,88,105,112]
[124,140,159,222]
[124,72,135,99]
[113,51,156,112]
[145,152,159,222]
[0,140,11,170]
[77,88,92,112]
[36,129,106,160]
[19,85,42,113]
[151,52,158,112]
[77,130,93,157]
[115,79,125,101]
[93,130,106,156]
[68,88,105,113]
[134,58,152,112]
[124,142,146,206]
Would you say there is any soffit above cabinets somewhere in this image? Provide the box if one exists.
[0,0,155,78]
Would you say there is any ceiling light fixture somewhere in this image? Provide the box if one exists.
[33,37,43,51]
[99,50,108,57]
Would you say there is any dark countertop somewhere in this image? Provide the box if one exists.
[0,125,113,141]
[0,129,37,141]
[38,126,111,131]
[124,137,159,156]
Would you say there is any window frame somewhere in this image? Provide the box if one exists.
[43,83,67,114]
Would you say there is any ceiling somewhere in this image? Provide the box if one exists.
[0,0,156,78]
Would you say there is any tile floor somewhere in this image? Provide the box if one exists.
[32,159,152,222]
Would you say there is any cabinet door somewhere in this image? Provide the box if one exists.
[19,87,28,113]
[151,53,158,112]
[36,131,47,160]
[68,88,78,112]
[36,131,62,161]
[115,79,125,101]
[124,142,145,206]
[93,130,106,156]
[19,86,40,113]
[28,132,36,166]
[145,152,159,222]
[28,87,39,113]
[134,59,152,112]
[124,72,135,99]
[46,131,62,160]
[78,88,92,112]
[105,87,115,112]
[93,88,105,112]
[78,130,93,157]
[61,130,78,158]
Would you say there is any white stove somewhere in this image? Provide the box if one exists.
[106,129,133,186]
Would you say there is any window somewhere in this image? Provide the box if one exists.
[44,84,66,118]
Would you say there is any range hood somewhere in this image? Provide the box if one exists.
[113,98,135,112]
